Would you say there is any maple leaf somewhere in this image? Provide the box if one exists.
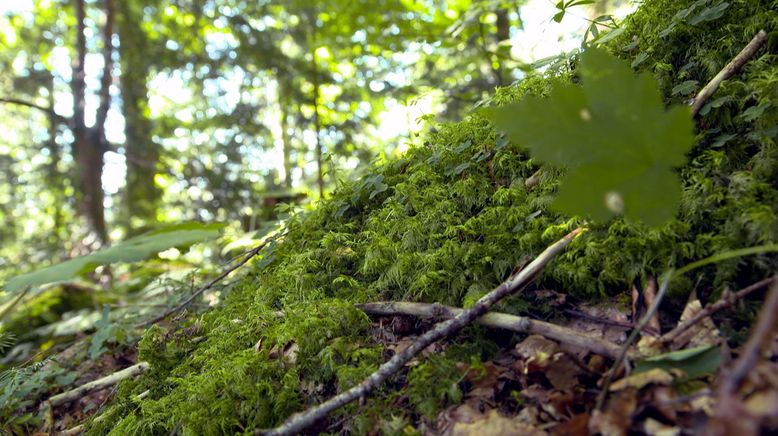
[489,48,694,225]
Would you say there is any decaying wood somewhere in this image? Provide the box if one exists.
[48,361,149,407]
[258,228,583,436]
[660,276,775,345]
[691,30,767,116]
[357,301,629,360]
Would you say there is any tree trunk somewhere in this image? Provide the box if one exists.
[117,0,159,230]
[493,8,510,87]
[71,0,108,244]
[309,13,324,199]
[279,81,293,189]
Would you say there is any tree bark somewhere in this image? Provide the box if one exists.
[493,8,510,86]
[279,81,293,189]
[117,0,160,230]
[71,0,108,243]
[309,8,324,198]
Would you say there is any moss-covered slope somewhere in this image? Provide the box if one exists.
[91,0,778,433]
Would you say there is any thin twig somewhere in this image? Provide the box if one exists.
[258,228,583,436]
[48,362,150,407]
[716,276,778,396]
[357,301,628,360]
[660,277,775,345]
[691,30,767,116]
[595,276,671,410]
[138,233,285,327]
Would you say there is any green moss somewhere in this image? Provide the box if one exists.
[90,0,778,433]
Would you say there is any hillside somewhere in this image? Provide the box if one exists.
[80,0,778,434]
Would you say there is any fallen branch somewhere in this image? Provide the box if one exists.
[357,301,628,360]
[258,227,582,436]
[138,233,285,327]
[691,30,767,116]
[660,276,775,345]
[48,362,150,407]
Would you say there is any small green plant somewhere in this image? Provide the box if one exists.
[4,222,224,292]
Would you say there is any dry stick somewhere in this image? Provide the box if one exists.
[357,301,629,360]
[716,276,778,397]
[48,362,150,407]
[595,276,671,410]
[138,233,285,327]
[258,227,583,436]
[563,308,635,330]
[690,30,767,117]
[660,276,775,345]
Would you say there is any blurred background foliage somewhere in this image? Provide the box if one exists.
[0,0,629,370]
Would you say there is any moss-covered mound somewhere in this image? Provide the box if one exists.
[90,0,777,433]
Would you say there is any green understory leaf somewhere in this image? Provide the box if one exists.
[489,48,694,225]
[3,222,224,292]
[634,345,721,379]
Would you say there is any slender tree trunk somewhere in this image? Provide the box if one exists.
[493,8,510,86]
[279,83,293,189]
[71,0,108,243]
[46,75,66,243]
[310,17,324,199]
[117,0,159,230]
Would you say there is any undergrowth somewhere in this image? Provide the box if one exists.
[87,0,778,433]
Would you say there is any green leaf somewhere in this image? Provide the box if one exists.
[552,11,565,23]
[634,345,721,379]
[3,222,224,292]
[489,48,694,225]
[688,2,730,25]
[671,80,699,96]
[630,51,649,68]
[740,102,770,122]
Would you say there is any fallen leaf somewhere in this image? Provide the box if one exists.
[552,413,589,436]
[566,305,629,347]
[545,355,583,391]
[589,390,637,436]
[610,368,674,391]
[451,409,547,436]
[643,418,680,436]
[515,335,559,372]
[671,290,721,349]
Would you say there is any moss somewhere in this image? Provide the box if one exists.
[90,0,778,433]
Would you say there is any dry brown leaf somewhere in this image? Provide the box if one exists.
[521,387,574,420]
[566,304,629,346]
[545,355,582,391]
[450,409,547,436]
[610,368,674,391]
[551,413,589,436]
[643,418,680,436]
[671,291,721,350]
[589,389,637,436]
[515,335,559,372]
[642,276,662,336]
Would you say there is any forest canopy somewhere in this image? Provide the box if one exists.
[1,0,777,434]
